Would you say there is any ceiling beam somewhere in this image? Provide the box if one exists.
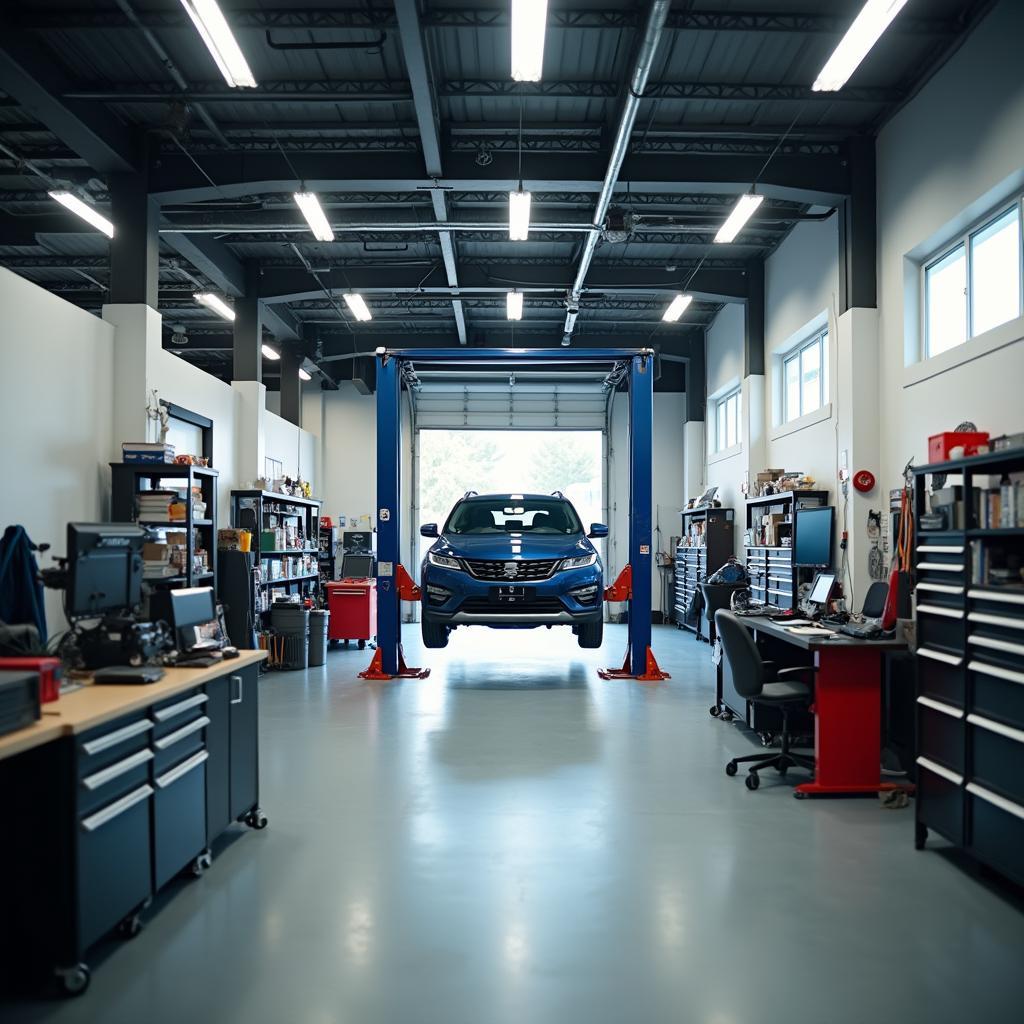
[0,21,137,173]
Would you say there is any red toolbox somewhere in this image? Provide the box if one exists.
[928,430,990,462]
[0,656,61,703]
[326,579,377,649]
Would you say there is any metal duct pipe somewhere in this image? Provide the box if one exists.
[158,221,594,235]
[563,0,671,342]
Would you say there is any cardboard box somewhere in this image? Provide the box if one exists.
[142,542,169,563]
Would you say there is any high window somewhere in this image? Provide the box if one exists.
[783,330,829,422]
[715,388,741,452]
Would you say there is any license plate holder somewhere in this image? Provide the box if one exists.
[492,585,533,603]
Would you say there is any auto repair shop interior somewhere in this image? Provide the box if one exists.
[1,1,1024,1022]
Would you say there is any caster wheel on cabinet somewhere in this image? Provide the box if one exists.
[358,640,366,650]
[118,913,143,939]
[745,773,760,791]
[793,790,808,800]
[709,705,720,718]
[246,808,269,830]
[55,963,90,997]
[725,761,738,777]
[720,711,733,723]
[190,849,213,877]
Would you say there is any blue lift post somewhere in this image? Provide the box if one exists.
[362,347,668,681]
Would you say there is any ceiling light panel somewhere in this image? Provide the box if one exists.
[180,0,257,88]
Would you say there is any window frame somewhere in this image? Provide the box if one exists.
[782,328,829,424]
[713,386,742,454]
[921,196,1024,361]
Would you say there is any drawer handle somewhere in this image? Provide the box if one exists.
[81,719,153,756]
[917,647,963,666]
[968,659,1024,685]
[968,612,1024,632]
[916,545,965,554]
[966,782,1024,822]
[968,588,1024,607]
[81,784,153,832]
[916,562,963,573]
[230,674,244,705]
[153,715,210,750]
[969,635,1024,658]
[966,713,1024,746]
[153,693,208,722]
[155,750,209,789]
[916,756,963,786]
[916,604,964,620]
[917,696,963,719]
[82,749,154,791]
[917,582,963,595]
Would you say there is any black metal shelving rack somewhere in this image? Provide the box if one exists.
[743,490,829,611]
[912,446,1024,887]
[230,490,323,616]
[110,462,219,592]
[318,524,339,585]
[674,506,735,638]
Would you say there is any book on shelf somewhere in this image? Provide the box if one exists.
[122,441,175,464]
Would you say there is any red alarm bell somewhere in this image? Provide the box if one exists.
[853,470,876,493]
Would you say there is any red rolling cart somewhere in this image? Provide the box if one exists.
[326,579,377,650]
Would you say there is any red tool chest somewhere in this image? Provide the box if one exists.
[325,580,377,649]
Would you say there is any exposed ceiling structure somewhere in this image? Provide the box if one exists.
[0,0,993,388]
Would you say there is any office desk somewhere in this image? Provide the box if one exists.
[742,617,908,798]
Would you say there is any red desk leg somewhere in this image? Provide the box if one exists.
[794,646,903,798]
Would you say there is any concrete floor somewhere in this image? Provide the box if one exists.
[8,624,1023,1024]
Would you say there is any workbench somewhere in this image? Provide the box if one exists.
[0,650,267,997]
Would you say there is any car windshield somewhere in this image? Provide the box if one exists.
[445,497,582,535]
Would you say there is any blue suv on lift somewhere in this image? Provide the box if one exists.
[419,492,607,650]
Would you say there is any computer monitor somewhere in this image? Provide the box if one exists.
[794,506,834,568]
[66,523,146,619]
[808,571,837,607]
[150,586,218,652]
[342,553,374,578]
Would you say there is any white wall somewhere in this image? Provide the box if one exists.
[0,270,115,631]
[876,0,1024,487]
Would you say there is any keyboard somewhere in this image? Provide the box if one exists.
[840,621,882,640]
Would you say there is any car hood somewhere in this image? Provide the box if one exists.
[435,533,594,561]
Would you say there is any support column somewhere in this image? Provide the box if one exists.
[839,136,877,313]
[744,259,765,377]
[375,354,402,676]
[233,260,262,382]
[108,171,159,308]
[279,349,301,427]
[628,353,654,673]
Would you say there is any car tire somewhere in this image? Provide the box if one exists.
[576,618,603,649]
[422,619,449,649]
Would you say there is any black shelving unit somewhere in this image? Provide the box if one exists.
[110,462,219,592]
[318,524,339,585]
[230,490,323,615]
[743,490,829,611]
[912,446,1024,888]
[674,507,735,638]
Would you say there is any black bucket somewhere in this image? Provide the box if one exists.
[308,610,329,667]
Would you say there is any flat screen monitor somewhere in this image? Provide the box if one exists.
[150,586,218,652]
[794,506,834,568]
[808,571,837,606]
[67,523,146,618]
[342,553,374,579]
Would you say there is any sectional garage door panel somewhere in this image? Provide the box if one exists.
[412,386,608,430]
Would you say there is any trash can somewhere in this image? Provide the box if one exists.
[308,610,330,666]
[271,604,309,670]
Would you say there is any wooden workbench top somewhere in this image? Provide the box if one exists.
[0,650,267,762]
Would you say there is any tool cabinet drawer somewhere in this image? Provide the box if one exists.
[968,714,1024,805]
[967,784,1024,887]
[916,648,964,706]
[152,714,209,775]
[153,751,208,890]
[78,783,153,949]
[970,659,1024,726]
[916,609,965,654]
[76,713,153,779]
[78,747,154,817]
[151,689,208,738]
[915,757,964,845]
[916,697,964,773]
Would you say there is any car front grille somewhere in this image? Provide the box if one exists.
[458,597,566,614]
[463,558,560,581]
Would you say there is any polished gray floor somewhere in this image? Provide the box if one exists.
[9,625,1023,1024]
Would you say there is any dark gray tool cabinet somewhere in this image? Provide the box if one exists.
[0,654,267,998]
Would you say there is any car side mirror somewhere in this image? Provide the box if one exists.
[588,523,608,539]
[420,523,439,538]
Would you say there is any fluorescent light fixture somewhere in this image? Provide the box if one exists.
[662,294,693,323]
[180,0,257,88]
[343,292,372,321]
[506,291,524,320]
[509,189,532,241]
[812,0,909,92]
[714,192,765,244]
[47,191,114,238]
[511,0,548,82]
[261,344,280,360]
[193,291,235,321]
[298,367,312,381]
[293,191,334,242]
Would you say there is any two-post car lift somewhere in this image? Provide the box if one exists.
[360,347,669,682]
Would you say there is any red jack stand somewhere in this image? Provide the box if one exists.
[603,564,632,601]
[359,643,430,681]
[598,646,671,682]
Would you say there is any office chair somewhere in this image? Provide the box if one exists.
[715,610,816,791]
[861,581,888,619]
[698,581,746,643]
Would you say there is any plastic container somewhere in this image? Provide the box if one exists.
[0,657,61,703]
[271,605,309,670]
[308,610,330,666]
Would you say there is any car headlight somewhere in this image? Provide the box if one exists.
[560,552,598,570]
[427,551,462,570]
